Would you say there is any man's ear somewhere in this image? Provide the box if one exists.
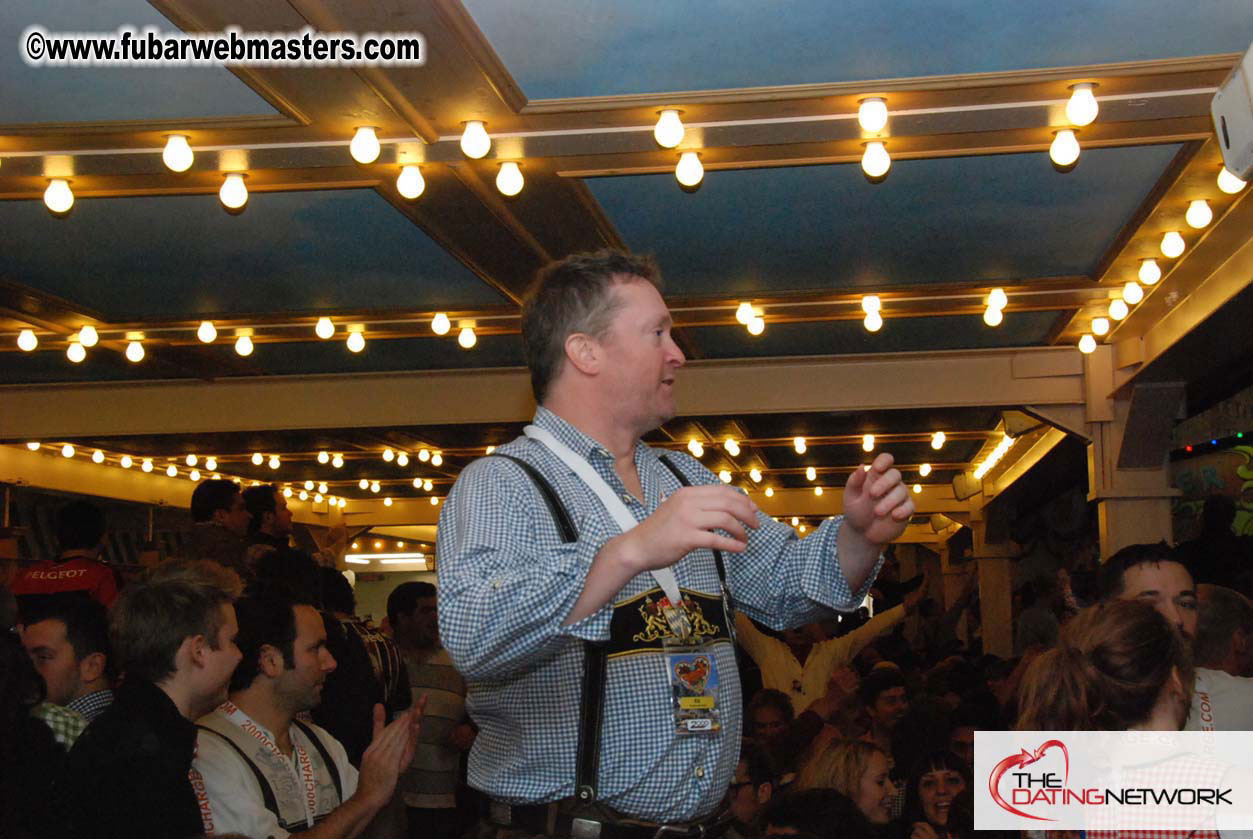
[210,508,229,527]
[183,633,209,670]
[258,644,285,678]
[757,782,773,806]
[79,651,107,684]
[564,332,601,376]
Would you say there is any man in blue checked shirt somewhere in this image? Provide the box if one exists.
[437,250,914,837]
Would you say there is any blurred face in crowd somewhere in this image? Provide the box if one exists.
[266,490,294,537]
[948,726,975,768]
[855,751,896,824]
[1119,561,1198,641]
[919,767,966,826]
[274,604,336,713]
[751,705,789,743]
[727,758,772,825]
[198,604,242,712]
[397,595,440,649]
[22,618,97,706]
[868,686,909,731]
[218,492,252,536]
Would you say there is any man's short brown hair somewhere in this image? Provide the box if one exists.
[109,560,242,684]
[521,249,661,402]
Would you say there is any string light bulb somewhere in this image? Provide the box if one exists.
[397,452,409,467]
[332,454,344,468]
[430,496,440,506]
[370,481,381,493]
[395,164,425,200]
[92,449,105,463]
[863,311,883,332]
[793,437,807,454]
[185,454,198,467]
[857,97,888,133]
[162,135,194,172]
[318,451,329,464]
[419,448,430,462]
[861,295,881,315]
[814,487,824,497]
[78,325,99,347]
[1049,130,1080,168]
[205,457,217,471]
[44,179,74,214]
[315,317,334,340]
[913,484,922,494]
[458,326,477,349]
[987,288,1008,310]
[125,339,145,363]
[423,479,433,492]
[1217,166,1247,194]
[197,321,217,343]
[383,448,395,462]
[653,109,685,148]
[61,444,75,458]
[861,141,890,179]
[251,452,264,465]
[1123,281,1144,304]
[66,340,86,363]
[346,328,366,353]
[142,459,153,472]
[1185,199,1212,229]
[862,434,875,452]
[749,468,762,482]
[764,487,774,497]
[1091,317,1110,336]
[166,464,178,477]
[189,469,200,481]
[687,439,705,457]
[460,121,490,158]
[496,162,524,196]
[736,302,754,325]
[349,127,381,164]
[1078,334,1097,354]
[431,452,444,467]
[1065,83,1099,126]
[219,173,248,210]
[1108,299,1129,320]
[120,455,133,468]
[806,466,817,481]
[383,497,393,506]
[919,463,932,477]
[26,442,41,451]
[724,438,741,457]
[747,315,765,335]
[1160,231,1185,258]
[268,455,280,469]
[305,480,315,491]
[300,490,309,500]
[718,470,732,483]
[358,478,369,490]
[234,333,254,356]
[431,313,451,335]
[283,487,293,498]
[17,329,37,351]
[931,431,946,450]
[675,152,703,188]
[983,307,1003,327]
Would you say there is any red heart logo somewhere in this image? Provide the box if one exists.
[988,740,1069,821]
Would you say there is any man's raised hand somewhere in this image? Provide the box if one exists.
[842,453,913,547]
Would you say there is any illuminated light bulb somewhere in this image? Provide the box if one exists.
[863,311,883,332]
[431,313,451,335]
[861,141,890,179]
[1218,167,1247,194]
[397,165,425,200]
[1109,299,1129,320]
[1123,281,1144,304]
[749,468,762,482]
[496,161,524,197]
[862,434,875,452]
[234,334,253,356]
[983,306,1003,327]
[213,474,221,480]
[931,431,946,450]
[251,452,264,466]
[44,179,73,214]
[912,483,922,494]
[196,321,217,343]
[185,454,198,467]
[26,441,41,451]
[205,457,217,471]
[764,487,774,497]
[675,152,703,188]
[793,437,807,454]
[162,135,194,172]
[17,329,37,351]
[189,469,200,481]
[1065,83,1099,126]
[318,451,329,464]
[799,525,807,534]
[1049,129,1080,168]
[747,315,765,336]
[219,173,248,210]
[332,454,344,468]
[423,479,433,491]
[66,340,86,363]
[314,493,323,503]
[141,459,153,472]
[120,455,133,468]
[791,517,799,526]
[383,448,395,462]
[125,340,144,363]
[861,295,881,314]
[419,448,430,462]
[1160,231,1185,258]
[413,477,422,489]
[814,487,824,497]
[718,470,732,483]
[349,127,381,164]
[1091,317,1110,336]
[268,455,280,470]
[654,109,685,148]
[1185,199,1212,229]
[305,480,315,491]
[806,466,817,481]
[300,490,309,500]
[346,330,366,353]
[283,487,292,498]
[736,302,754,325]
[166,464,178,477]
[458,326,477,349]
[370,481,380,493]
[919,463,932,477]
[358,478,370,490]
[987,288,1008,310]
[724,438,741,457]
[687,439,705,457]
[857,97,888,133]
[430,496,440,506]
[485,445,497,455]
[61,444,75,458]
[431,452,444,467]
[315,317,334,340]
[92,450,105,463]
[338,497,346,508]
[384,497,393,506]
[460,121,490,159]
[397,452,409,467]
[78,325,99,347]
[1078,334,1097,354]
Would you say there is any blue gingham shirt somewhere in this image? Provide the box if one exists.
[437,407,880,821]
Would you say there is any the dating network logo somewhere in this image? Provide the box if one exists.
[988,739,1070,821]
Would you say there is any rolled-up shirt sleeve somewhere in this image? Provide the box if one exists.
[437,456,615,682]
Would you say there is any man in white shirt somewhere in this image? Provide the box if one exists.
[1188,583,1253,732]
[193,589,424,839]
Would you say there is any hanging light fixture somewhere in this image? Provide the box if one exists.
[1139,259,1162,285]
[857,98,888,133]
[66,340,86,363]
[78,325,99,347]
[653,109,685,148]
[675,152,703,188]
[233,330,254,357]
[44,179,74,214]
[396,164,425,200]
[496,161,524,196]
[1049,130,1080,168]
[861,141,891,180]
[1123,281,1144,304]
[1078,334,1097,354]
[349,127,381,164]
[1108,299,1129,320]
[1185,199,1212,229]
[1160,231,1185,258]
[197,321,217,343]
[431,313,451,335]
[17,329,38,351]
[219,173,248,211]
[460,121,491,159]
[162,135,194,172]
[1065,83,1099,126]
[1217,166,1247,194]
[125,334,145,363]
[315,317,335,340]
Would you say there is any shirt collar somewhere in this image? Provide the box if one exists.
[532,406,659,469]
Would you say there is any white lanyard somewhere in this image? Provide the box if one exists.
[219,700,320,827]
[524,425,683,606]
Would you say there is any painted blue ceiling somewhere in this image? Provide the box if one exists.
[587,145,1181,296]
[0,0,279,123]
[686,309,1062,359]
[463,0,1253,99]
[0,188,511,320]
[0,334,525,384]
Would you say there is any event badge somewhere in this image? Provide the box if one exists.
[664,623,721,735]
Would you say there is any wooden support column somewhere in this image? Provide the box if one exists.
[971,517,1015,659]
